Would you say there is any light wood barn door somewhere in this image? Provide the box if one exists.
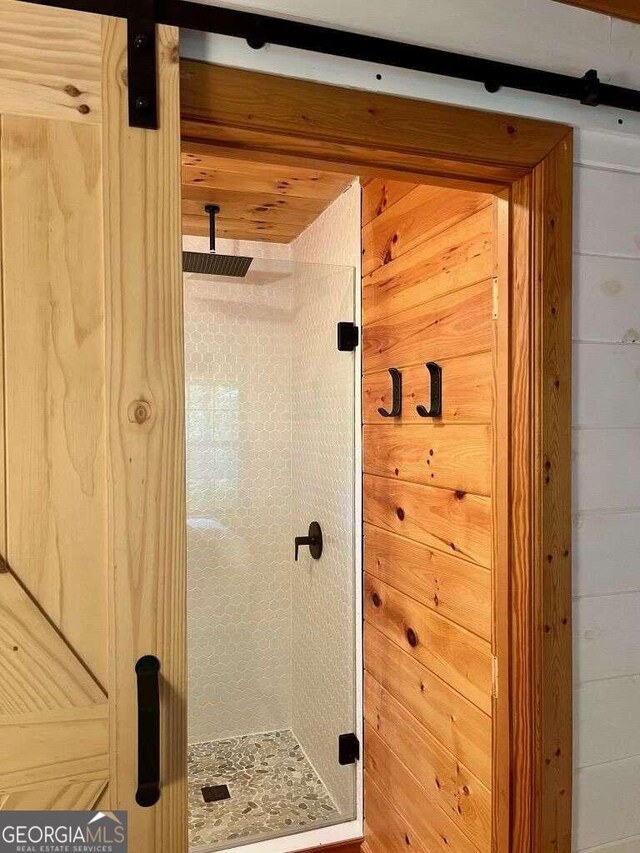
[362,179,505,852]
[0,1,185,850]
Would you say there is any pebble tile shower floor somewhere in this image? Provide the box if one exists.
[188,730,339,849]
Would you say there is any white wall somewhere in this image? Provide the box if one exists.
[185,0,640,88]
[289,184,361,815]
[181,6,640,847]
[572,138,640,853]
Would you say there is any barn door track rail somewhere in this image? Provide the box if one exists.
[22,0,640,126]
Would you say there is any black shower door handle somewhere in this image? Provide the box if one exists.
[295,521,323,561]
[135,655,161,807]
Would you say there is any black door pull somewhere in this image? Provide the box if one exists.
[416,362,443,418]
[135,655,161,807]
[378,367,402,417]
[295,521,323,561]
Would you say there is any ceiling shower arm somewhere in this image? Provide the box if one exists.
[204,204,220,254]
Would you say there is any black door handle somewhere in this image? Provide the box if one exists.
[378,367,402,417]
[135,655,161,807]
[295,521,323,561]
[416,362,443,418]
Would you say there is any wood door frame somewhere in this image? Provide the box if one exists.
[179,62,572,853]
[554,0,640,24]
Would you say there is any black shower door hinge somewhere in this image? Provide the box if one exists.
[337,322,359,352]
[338,732,360,765]
[127,0,159,129]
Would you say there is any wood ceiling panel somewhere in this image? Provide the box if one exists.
[553,0,640,23]
[181,146,353,243]
[181,188,324,232]
[182,214,299,243]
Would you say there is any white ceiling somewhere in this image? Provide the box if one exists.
[188,0,640,89]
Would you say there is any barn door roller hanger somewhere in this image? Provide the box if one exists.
[20,0,640,128]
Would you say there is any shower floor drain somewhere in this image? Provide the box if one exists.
[201,784,231,803]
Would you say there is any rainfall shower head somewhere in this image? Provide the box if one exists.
[182,251,253,277]
[183,204,253,278]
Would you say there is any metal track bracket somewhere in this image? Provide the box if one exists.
[127,0,159,129]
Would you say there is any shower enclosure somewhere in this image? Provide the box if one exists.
[184,256,360,851]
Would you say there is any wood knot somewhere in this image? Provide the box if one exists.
[371,591,381,608]
[77,104,91,115]
[128,399,153,425]
[64,84,81,98]
[406,627,418,648]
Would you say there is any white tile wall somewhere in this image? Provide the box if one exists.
[573,135,640,852]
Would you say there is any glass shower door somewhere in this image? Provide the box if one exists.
[289,259,358,828]
[185,257,358,851]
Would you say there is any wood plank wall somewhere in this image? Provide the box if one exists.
[361,178,498,853]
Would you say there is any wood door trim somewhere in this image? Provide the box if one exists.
[553,0,640,23]
[299,842,363,853]
[179,62,573,852]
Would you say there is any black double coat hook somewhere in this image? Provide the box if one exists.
[377,362,442,419]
